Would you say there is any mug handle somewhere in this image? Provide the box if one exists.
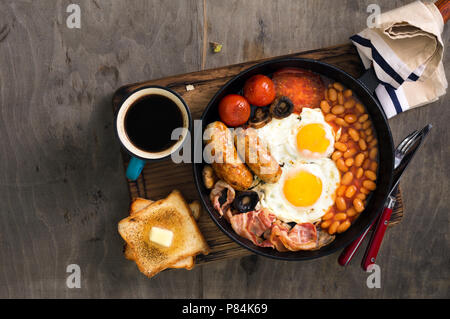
[126,157,146,181]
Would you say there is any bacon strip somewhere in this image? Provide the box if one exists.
[210,180,235,221]
[230,210,277,247]
[271,222,318,251]
[210,183,320,251]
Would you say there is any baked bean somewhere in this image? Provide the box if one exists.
[354,122,362,130]
[337,185,346,196]
[336,158,348,172]
[358,114,369,123]
[322,212,334,221]
[365,170,377,181]
[348,128,359,141]
[363,150,369,158]
[366,134,373,143]
[341,172,353,185]
[334,117,349,127]
[332,151,343,161]
[370,161,378,172]
[356,193,366,201]
[355,103,365,113]
[355,153,365,167]
[344,99,356,109]
[334,212,347,221]
[362,121,371,130]
[360,187,370,195]
[356,167,364,178]
[369,148,378,160]
[353,198,365,213]
[363,158,371,169]
[344,114,357,124]
[334,142,347,152]
[329,221,340,235]
[346,207,357,217]
[331,105,345,115]
[360,131,366,139]
[337,220,351,233]
[343,148,357,158]
[345,158,354,167]
[365,128,373,136]
[337,92,344,105]
[359,139,367,151]
[345,185,357,198]
[343,89,352,98]
[321,220,332,229]
[320,100,331,113]
[369,138,378,147]
[339,133,349,142]
[325,114,336,122]
[363,180,376,191]
[328,88,337,101]
[333,82,344,91]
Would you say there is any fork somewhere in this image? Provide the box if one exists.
[337,129,421,266]
[394,130,420,169]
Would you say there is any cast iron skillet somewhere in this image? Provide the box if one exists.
[192,58,394,260]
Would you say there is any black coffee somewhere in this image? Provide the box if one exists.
[124,94,184,153]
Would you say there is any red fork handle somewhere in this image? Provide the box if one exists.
[338,219,376,266]
[361,197,396,271]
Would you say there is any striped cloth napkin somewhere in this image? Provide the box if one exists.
[350,0,447,118]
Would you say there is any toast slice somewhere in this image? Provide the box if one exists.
[118,190,209,278]
[124,197,199,269]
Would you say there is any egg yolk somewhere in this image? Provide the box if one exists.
[283,170,323,207]
[297,123,330,154]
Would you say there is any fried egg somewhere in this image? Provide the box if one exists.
[256,108,335,164]
[253,159,340,223]
[253,107,340,223]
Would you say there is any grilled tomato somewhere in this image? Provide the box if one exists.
[272,68,325,113]
[218,94,251,127]
[243,74,276,107]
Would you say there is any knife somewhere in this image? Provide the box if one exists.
[361,124,432,270]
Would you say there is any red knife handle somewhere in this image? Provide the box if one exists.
[338,220,375,266]
[361,197,396,271]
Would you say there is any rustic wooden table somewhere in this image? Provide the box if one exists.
[0,0,448,298]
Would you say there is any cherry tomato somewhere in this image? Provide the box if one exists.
[218,94,251,127]
[243,74,276,107]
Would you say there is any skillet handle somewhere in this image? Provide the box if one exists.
[358,68,378,94]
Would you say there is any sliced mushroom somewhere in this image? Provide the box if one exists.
[232,191,260,213]
[248,107,271,129]
[270,96,294,119]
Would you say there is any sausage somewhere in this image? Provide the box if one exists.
[235,128,282,183]
[204,121,253,191]
[202,165,217,189]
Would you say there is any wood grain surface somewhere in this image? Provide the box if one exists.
[0,0,448,298]
[112,43,405,265]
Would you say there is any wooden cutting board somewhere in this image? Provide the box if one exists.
[112,43,404,265]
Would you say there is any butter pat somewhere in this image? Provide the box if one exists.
[149,227,173,247]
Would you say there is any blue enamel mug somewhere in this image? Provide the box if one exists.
[115,86,192,181]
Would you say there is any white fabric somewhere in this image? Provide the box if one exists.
[351,1,447,118]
